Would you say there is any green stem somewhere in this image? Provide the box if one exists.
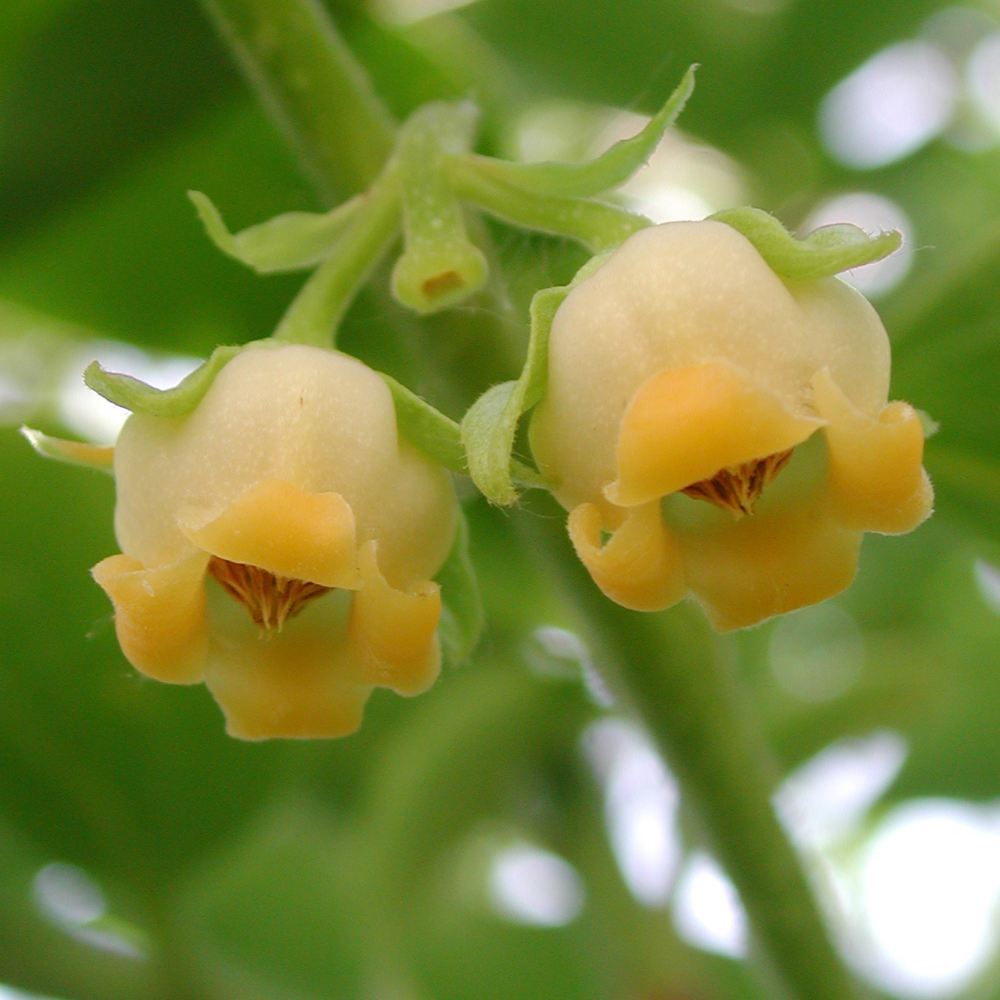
[200,0,396,202]
[273,168,402,346]
[520,507,866,1000]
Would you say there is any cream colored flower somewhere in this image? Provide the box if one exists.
[92,344,457,739]
[529,221,932,630]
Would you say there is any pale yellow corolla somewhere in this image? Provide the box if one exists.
[529,221,932,631]
[92,344,457,739]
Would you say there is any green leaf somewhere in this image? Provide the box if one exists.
[711,206,902,280]
[83,343,247,417]
[459,64,696,198]
[20,426,114,473]
[380,371,468,474]
[434,505,484,667]
[188,189,362,273]
[461,254,610,504]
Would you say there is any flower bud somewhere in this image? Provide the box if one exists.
[93,344,457,739]
[529,221,932,630]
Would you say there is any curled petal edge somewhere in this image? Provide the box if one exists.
[812,368,934,535]
[607,361,823,507]
[176,479,360,589]
[568,501,686,612]
[348,540,442,696]
[91,551,209,683]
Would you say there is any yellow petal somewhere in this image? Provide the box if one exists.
[568,501,687,612]
[682,499,861,631]
[607,361,823,507]
[204,630,371,741]
[91,551,209,683]
[813,368,934,534]
[347,541,442,696]
[176,479,359,588]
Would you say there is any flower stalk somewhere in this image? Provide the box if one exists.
[272,166,403,346]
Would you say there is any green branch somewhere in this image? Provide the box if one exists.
[200,0,396,201]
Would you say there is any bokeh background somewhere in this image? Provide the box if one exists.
[2,0,1000,998]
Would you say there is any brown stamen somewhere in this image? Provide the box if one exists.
[208,557,330,632]
[681,449,794,518]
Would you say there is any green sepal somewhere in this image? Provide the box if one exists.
[447,159,649,253]
[461,253,611,505]
[380,372,468,475]
[20,426,115,473]
[189,190,362,273]
[83,343,252,418]
[460,64,696,198]
[711,206,903,280]
[434,504,484,668]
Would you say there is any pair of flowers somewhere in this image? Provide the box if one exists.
[83,220,931,739]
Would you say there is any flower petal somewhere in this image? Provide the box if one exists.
[681,499,861,631]
[204,629,371,741]
[176,479,359,588]
[812,368,934,534]
[91,551,209,683]
[607,361,823,507]
[568,501,687,611]
[347,541,442,696]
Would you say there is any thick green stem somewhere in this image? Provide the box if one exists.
[520,507,866,1000]
[200,0,396,201]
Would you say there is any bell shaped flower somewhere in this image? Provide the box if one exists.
[92,344,457,739]
[529,221,932,630]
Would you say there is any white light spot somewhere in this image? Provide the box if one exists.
[671,853,748,958]
[967,31,1000,131]
[510,102,745,224]
[582,718,681,906]
[774,731,908,851]
[769,603,866,703]
[0,985,68,1000]
[858,800,1000,997]
[33,862,106,927]
[368,0,478,26]
[488,843,585,927]
[974,559,1000,613]
[530,626,614,706]
[32,862,145,960]
[819,41,959,169]
[57,342,201,445]
[589,115,746,223]
[802,192,913,297]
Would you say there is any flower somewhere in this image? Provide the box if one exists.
[92,344,457,739]
[529,221,933,631]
